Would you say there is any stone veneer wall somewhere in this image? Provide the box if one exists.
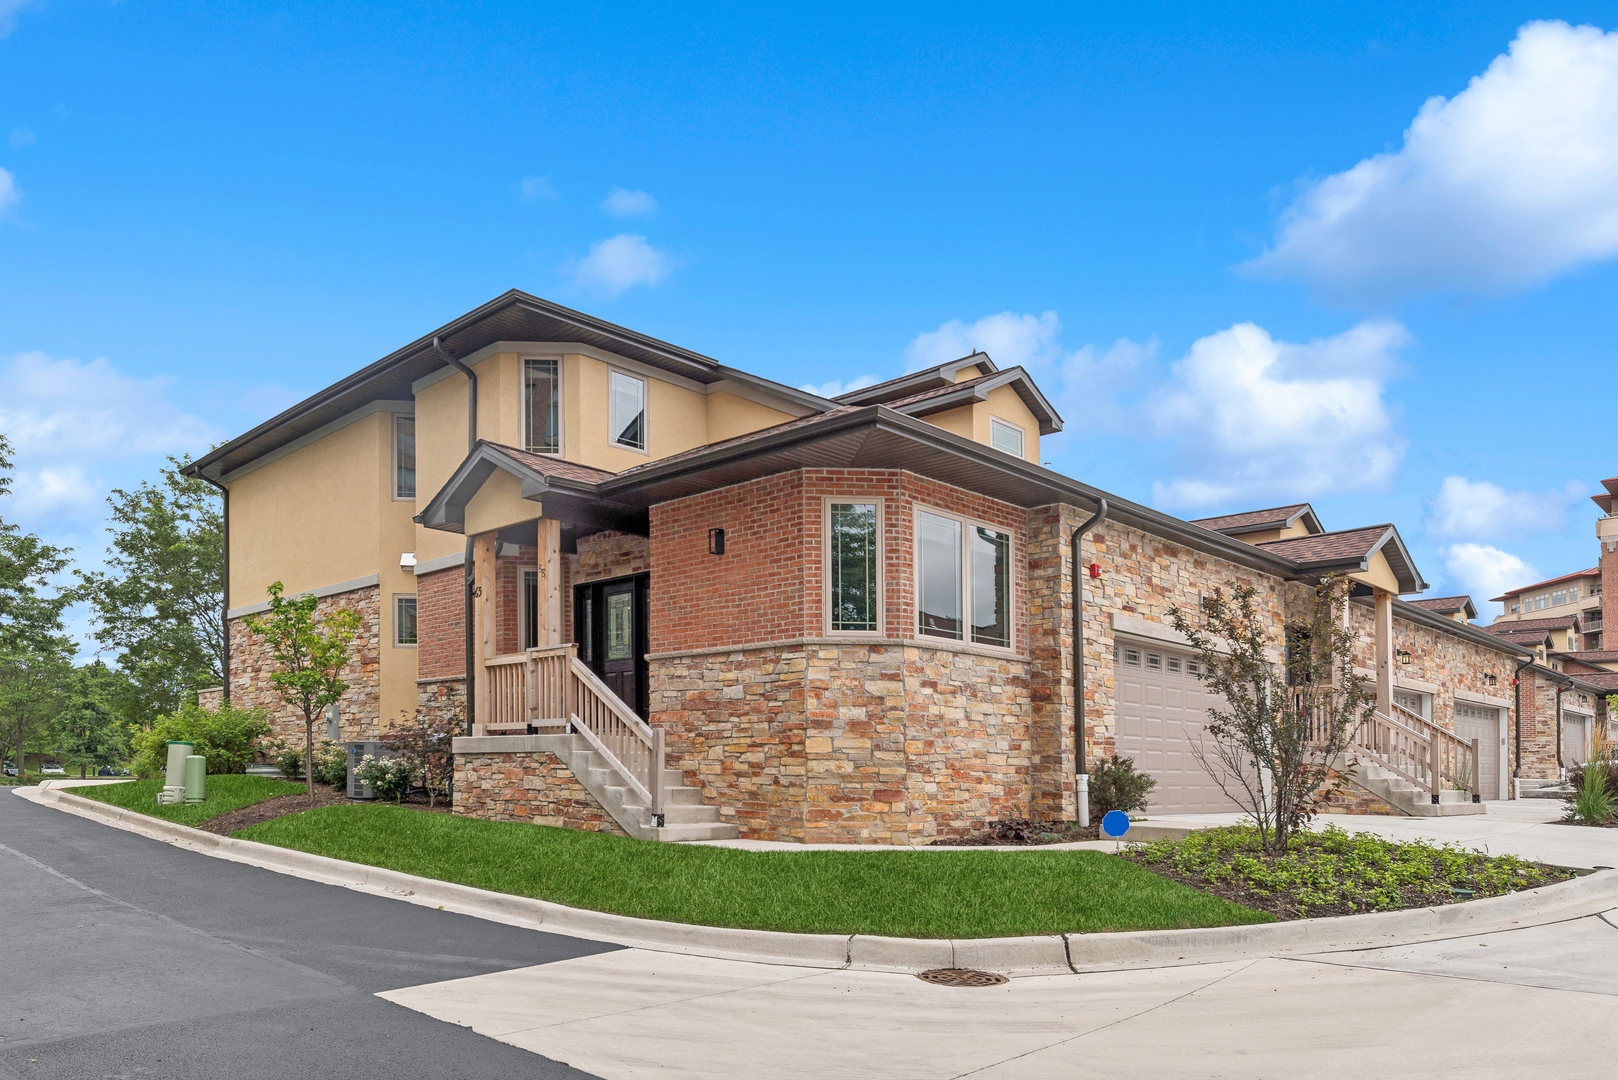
[415,564,466,728]
[562,530,651,642]
[453,750,627,835]
[228,584,382,743]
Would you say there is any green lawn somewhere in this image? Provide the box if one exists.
[75,775,310,826]
[237,805,1271,938]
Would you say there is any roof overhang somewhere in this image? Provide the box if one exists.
[1386,597,1533,659]
[886,366,1063,435]
[181,290,834,482]
[833,353,999,407]
[1220,504,1323,537]
[415,442,648,536]
[1271,526,1427,594]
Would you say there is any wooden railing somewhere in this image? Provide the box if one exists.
[1307,697,1481,804]
[1391,702,1480,804]
[475,643,663,817]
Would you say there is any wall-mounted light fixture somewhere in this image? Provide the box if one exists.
[1484,672,1498,688]
[708,528,726,556]
[1088,563,1101,579]
[1396,649,1412,666]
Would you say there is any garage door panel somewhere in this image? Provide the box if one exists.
[1454,703,1500,801]
[1113,641,1242,814]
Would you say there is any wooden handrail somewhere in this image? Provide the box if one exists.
[475,644,665,817]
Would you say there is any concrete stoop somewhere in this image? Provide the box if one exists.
[1349,760,1486,817]
[549,735,739,843]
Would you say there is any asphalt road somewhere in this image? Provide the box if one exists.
[0,790,616,1079]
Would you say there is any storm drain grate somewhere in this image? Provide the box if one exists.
[916,968,1009,988]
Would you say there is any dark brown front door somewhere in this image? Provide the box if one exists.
[574,573,649,718]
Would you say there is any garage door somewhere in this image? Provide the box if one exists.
[1453,703,1500,801]
[1564,714,1592,766]
[1114,641,1242,814]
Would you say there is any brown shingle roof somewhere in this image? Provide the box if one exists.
[612,406,865,479]
[1255,525,1391,564]
[1483,626,1554,644]
[1191,504,1316,534]
[1408,596,1474,616]
[1567,669,1618,691]
[1555,649,1618,662]
[882,373,998,409]
[494,444,619,484]
[1489,615,1580,632]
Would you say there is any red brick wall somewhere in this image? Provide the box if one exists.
[417,565,465,680]
[1603,540,1618,647]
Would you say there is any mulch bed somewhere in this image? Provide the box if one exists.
[928,819,1103,846]
[199,785,451,835]
[1123,857,1378,920]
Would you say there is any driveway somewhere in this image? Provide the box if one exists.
[0,789,612,1079]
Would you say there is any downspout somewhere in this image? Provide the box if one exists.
[1512,656,1531,797]
[1556,681,1566,779]
[199,476,231,705]
[434,336,479,734]
[1070,498,1107,827]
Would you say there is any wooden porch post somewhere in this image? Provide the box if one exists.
[1373,588,1394,716]
[472,531,498,728]
[537,517,563,646]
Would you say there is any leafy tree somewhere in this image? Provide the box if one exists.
[53,663,130,777]
[80,458,223,724]
[244,582,361,799]
[1169,574,1373,854]
[0,434,78,776]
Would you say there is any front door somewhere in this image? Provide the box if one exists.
[574,573,649,718]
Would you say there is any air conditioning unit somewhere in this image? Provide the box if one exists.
[346,741,396,800]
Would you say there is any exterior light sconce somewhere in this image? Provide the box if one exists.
[708,528,726,556]
[1396,649,1412,666]
[1088,563,1101,579]
[1484,673,1498,688]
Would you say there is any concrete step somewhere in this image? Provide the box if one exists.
[654,821,741,842]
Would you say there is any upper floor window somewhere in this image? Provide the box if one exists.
[524,359,561,454]
[610,371,646,451]
[989,417,1025,458]
[1553,590,1568,606]
[917,508,1012,648]
[1570,586,1581,602]
[393,415,415,499]
[828,501,880,633]
[394,594,418,646]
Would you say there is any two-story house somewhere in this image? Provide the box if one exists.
[185,291,1595,843]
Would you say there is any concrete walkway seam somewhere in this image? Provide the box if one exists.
[17,786,1618,977]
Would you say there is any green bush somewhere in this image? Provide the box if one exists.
[1568,759,1616,824]
[130,704,271,778]
[275,745,304,779]
[1089,754,1157,816]
[354,754,413,803]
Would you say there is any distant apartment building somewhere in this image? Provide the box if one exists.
[1491,569,1601,651]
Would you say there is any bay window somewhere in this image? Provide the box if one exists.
[827,501,880,633]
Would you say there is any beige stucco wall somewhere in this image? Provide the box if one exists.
[1348,549,1402,595]
[705,390,795,443]
[463,468,539,536]
[980,384,1042,463]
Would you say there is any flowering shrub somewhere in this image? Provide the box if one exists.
[354,754,414,803]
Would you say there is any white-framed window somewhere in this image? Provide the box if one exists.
[916,507,1012,649]
[825,499,882,634]
[1553,590,1568,606]
[1570,586,1581,602]
[609,370,647,451]
[524,358,561,455]
[989,416,1025,458]
[393,594,418,647]
[1508,602,1520,614]
[393,415,416,500]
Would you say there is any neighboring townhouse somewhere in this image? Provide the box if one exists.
[184,291,1591,844]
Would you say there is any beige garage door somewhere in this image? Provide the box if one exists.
[1453,703,1500,801]
[1114,641,1242,814]
[1563,713,1592,766]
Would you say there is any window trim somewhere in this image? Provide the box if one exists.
[392,593,418,648]
[912,503,1015,653]
[391,413,416,502]
[988,416,1026,459]
[521,356,564,457]
[608,369,649,454]
[822,496,885,638]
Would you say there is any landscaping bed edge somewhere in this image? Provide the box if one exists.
[18,785,1618,976]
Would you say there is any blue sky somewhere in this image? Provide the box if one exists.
[2,1,1617,647]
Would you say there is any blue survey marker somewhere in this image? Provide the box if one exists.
[1101,810,1131,838]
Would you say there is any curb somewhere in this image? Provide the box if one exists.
[16,786,1618,977]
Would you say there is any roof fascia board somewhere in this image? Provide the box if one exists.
[711,366,833,415]
[411,341,711,396]
[509,297,719,377]
[833,354,998,406]
[600,406,1310,581]
[219,399,413,484]
[1368,525,1428,593]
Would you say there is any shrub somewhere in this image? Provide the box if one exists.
[261,736,304,779]
[1089,754,1157,817]
[312,739,348,787]
[354,754,414,804]
[388,709,461,807]
[1567,759,1616,825]
[130,704,271,778]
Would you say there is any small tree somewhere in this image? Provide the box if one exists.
[390,709,461,808]
[244,583,361,800]
[54,665,131,777]
[1168,574,1372,855]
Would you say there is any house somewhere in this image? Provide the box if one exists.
[184,291,1596,844]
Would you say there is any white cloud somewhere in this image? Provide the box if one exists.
[1443,543,1538,613]
[520,176,558,202]
[1147,320,1409,508]
[0,352,217,523]
[1248,21,1618,300]
[601,187,658,219]
[800,375,880,399]
[9,127,33,149]
[571,233,673,296]
[0,0,32,38]
[905,311,1061,372]
[1425,475,1585,539]
[0,168,19,214]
